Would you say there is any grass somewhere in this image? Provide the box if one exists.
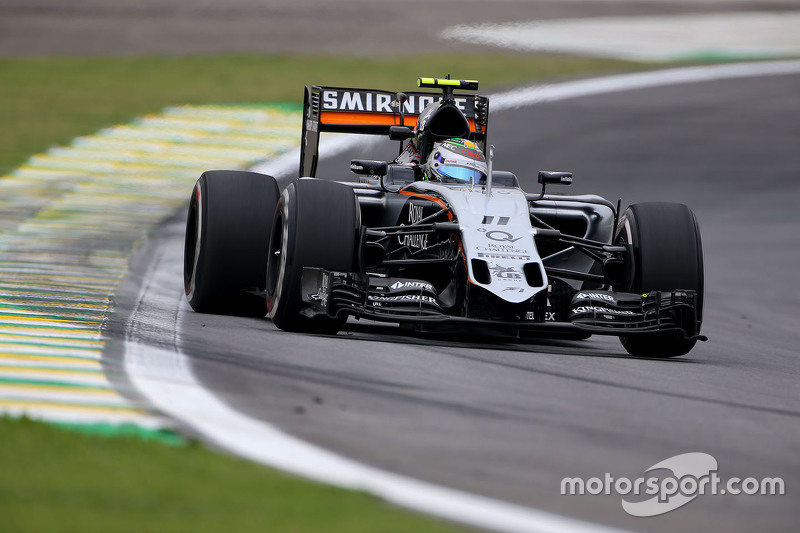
[0,417,464,533]
[0,53,639,176]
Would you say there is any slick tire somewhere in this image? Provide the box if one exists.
[266,179,360,333]
[184,170,279,316]
[614,202,704,357]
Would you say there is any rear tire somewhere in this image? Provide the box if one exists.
[184,170,279,316]
[266,179,360,332]
[614,202,704,357]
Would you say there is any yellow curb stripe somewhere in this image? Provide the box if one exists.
[0,328,104,341]
[0,400,146,415]
[0,314,100,325]
[0,382,114,394]
[0,366,104,377]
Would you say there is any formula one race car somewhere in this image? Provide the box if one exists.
[184,77,706,357]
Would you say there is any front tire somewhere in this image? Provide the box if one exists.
[266,179,360,332]
[184,170,279,316]
[615,202,704,357]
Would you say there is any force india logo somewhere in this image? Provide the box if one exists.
[490,265,522,282]
[321,89,475,116]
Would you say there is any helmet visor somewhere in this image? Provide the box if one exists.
[438,165,485,183]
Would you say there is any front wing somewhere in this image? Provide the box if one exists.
[300,268,706,341]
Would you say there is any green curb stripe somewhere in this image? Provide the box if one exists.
[0,376,111,391]
[0,320,103,332]
[0,364,103,373]
[0,319,103,330]
[0,103,302,430]
[49,421,186,446]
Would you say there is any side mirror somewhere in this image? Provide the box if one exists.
[350,160,388,177]
[538,170,573,185]
[389,126,413,141]
[531,170,573,202]
[383,165,416,189]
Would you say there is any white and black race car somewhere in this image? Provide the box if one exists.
[184,77,705,357]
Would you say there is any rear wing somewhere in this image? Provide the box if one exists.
[300,85,489,177]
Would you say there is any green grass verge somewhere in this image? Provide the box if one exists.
[0,53,639,176]
[0,417,464,533]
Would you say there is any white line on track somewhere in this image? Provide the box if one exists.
[440,13,800,62]
[128,60,800,533]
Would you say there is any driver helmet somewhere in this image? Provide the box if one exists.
[424,139,488,184]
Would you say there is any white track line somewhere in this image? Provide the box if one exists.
[440,13,800,62]
[127,60,800,533]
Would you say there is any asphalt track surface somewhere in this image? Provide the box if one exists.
[2,0,797,56]
[111,70,800,532]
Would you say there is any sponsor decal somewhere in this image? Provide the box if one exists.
[478,252,529,260]
[524,311,557,321]
[321,89,475,116]
[399,234,428,248]
[369,294,439,305]
[476,243,531,260]
[397,202,428,249]
[389,280,435,292]
[407,202,424,223]
[572,306,636,316]
[478,228,523,243]
[309,272,330,309]
[490,265,522,281]
[310,288,327,307]
[525,311,555,321]
[575,292,616,304]
[481,216,510,225]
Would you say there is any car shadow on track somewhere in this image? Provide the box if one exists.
[336,319,696,364]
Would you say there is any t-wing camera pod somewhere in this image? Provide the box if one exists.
[388,76,481,154]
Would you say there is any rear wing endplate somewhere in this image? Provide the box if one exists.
[300,85,489,177]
